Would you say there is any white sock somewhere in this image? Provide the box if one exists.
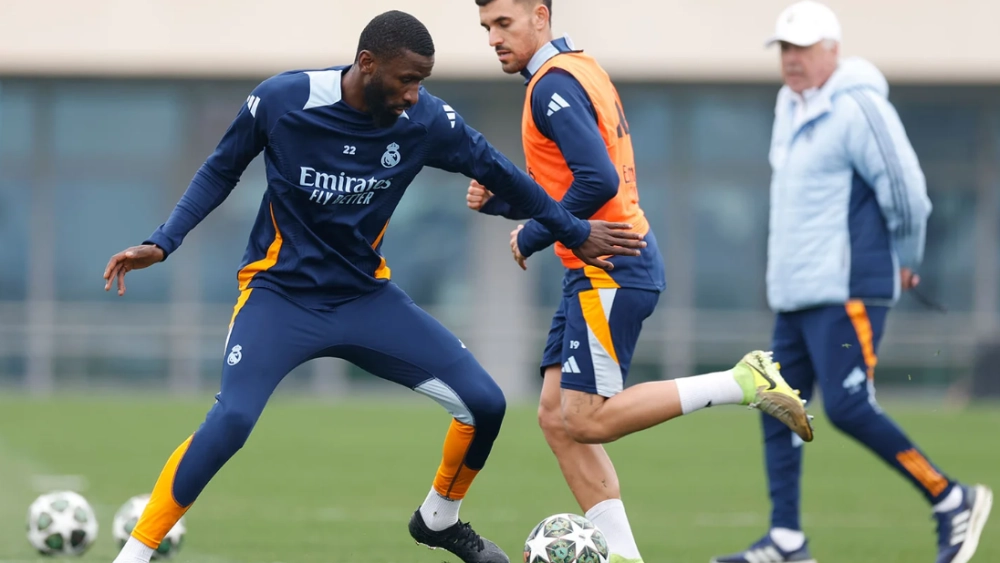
[586,499,642,560]
[769,527,805,552]
[112,536,155,563]
[674,370,745,415]
[419,487,462,532]
[933,485,963,512]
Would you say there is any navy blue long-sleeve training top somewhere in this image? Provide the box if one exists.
[143,65,592,308]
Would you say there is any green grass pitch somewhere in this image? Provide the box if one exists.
[0,395,997,562]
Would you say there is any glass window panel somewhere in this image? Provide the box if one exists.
[0,177,29,301]
[1,81,35,160]
[688,88,775,166]
[51,82,181,159]
[0,82,32,302]
[692,176,769,310]
[53,176,172,302]
[894,101,980,165]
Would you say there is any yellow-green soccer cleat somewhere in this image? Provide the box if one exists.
[733,351,814,442]
[609,555,644,563]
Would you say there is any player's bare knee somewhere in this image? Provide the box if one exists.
[561,410,614,444]
[537,396,564,437]
[538,365,567,440]
[537,402,566,442]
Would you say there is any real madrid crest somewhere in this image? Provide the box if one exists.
[227,344,242,366]
[381,142,401,168]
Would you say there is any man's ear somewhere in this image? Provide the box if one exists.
[357,50,377,75]
[533,4,550,29]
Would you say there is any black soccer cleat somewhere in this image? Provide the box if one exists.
[408,508,510,563]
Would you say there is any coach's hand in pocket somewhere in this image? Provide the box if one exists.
[103,244,166,296]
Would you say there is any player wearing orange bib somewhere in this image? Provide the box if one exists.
[470,2,815,562]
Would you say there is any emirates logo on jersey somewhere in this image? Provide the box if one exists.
[299,166,393,206]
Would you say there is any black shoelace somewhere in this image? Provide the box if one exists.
[444,521,485,552]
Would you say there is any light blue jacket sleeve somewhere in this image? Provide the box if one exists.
[844,90,932,269]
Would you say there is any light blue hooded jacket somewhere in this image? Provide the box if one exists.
[767,57,932,313]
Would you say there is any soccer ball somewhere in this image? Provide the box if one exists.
[113,494,186,559]
[25,490,99,556]
[523,513,610,563]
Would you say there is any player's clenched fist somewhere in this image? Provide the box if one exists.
[466,180,494,211]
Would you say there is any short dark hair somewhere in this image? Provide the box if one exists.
[474,0,552,22]
[356,10,435,61]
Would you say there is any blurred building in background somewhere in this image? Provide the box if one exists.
[1,0,998,401]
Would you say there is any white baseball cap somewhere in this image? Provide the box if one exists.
[766,1,842,47]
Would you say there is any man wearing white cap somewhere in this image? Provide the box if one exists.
[711,2,993,563]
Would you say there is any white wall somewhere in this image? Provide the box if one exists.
[3,0,999,81]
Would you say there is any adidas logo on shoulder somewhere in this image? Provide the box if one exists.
[546,93,570,116]
[443,104,457,128]
[246,94,261,118]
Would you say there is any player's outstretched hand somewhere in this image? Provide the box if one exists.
[466,180,494,211]
[103,244,165,296]
[571,221,646,271]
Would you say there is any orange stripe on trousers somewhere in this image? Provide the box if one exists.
[846,300,878,379]
[432,419,479,500]
[896,448,949,497]
[132,436,195,548]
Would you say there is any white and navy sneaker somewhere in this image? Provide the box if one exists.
[711,534,817,563]
[935,484,993,563]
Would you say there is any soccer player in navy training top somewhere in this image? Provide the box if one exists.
[102,11,646,563]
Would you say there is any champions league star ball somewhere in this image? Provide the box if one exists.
[523,513,610,563]
[113,494,186,559]
[25,490,99,556]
